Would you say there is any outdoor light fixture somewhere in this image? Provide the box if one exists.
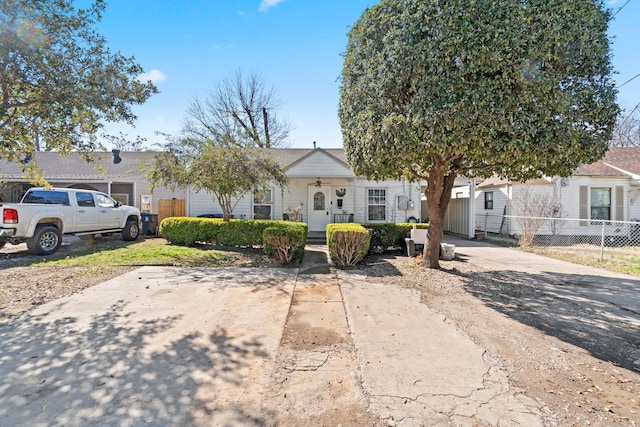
[315,178,322,187]
[335,188,346,197]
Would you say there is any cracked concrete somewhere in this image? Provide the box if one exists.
[0,244,557,426]
[339,270,549,426]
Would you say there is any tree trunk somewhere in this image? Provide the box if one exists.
[422,158,458,269]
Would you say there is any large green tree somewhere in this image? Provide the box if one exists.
[0,0,157,164]
[339,0,619,268]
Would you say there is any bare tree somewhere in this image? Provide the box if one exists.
[610,106,640,147]
[512,186,557,247]
[182,70,291,148]
[102,133,146,151]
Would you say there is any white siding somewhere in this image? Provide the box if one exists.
[474,186,511,233]
[187,189,250,219]
[353,178,421,223]
[287,151,353,178]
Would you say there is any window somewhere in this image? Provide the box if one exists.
[484,191,494,210]
[313,192,325,210]
[367,188,386,221]
[22,190,70,206]
[253,188,273,219]
[76,192,95,207]
[97,194,116,208]
[591,188,611,221]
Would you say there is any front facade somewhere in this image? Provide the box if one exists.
[186,148,427,231]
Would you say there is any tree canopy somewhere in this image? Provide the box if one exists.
[147,139,287,221]
[0,0,157,163]
[339,0,619,268]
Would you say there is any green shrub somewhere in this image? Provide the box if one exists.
[263,222,308,265]
[160,217,288,247]
[327,223,371,267]
[362,222,429,251]
[214,219,273,246]
[160,217,223,246]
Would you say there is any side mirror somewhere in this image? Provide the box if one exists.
[116,201,122,207]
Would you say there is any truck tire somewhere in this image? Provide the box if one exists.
[27,225,62,255]
[122,219,140,241]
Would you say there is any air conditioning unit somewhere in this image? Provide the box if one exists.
[397,195,415,210]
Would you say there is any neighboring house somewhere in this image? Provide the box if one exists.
[0,151,184,215]
[473,147,640,238]
[187,147,476,233]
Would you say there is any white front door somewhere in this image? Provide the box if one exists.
[308,186,332,232]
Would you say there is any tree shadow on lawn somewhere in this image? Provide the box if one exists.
[0,299,276,426]
[462,268,640,372]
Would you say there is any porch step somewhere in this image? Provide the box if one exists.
[306,231,326,244]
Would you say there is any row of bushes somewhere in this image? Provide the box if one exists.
[159,218,307,264]
[160,217,429,267]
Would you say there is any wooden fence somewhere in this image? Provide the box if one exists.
[158,198,186,225]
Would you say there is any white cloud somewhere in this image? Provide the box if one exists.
[258,0,284,12]
[138,69,167,84]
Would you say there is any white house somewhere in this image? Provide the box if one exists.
[473,147,640,239]
[187,147,477,233]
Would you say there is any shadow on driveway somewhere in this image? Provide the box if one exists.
[0,297,276,426]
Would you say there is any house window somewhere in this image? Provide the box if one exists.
[313,192,325,210]
[591,188,611,221]
[484,191,494,210]
[253,187,273,219]
[367,188,386,221]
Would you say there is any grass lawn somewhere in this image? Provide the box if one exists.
[523,244,640,277]
[29,237,269,268]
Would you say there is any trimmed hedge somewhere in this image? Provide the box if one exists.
[159,217,295,247]
[159,217,223,246]
[159,217,307,264]
[327,223,371,267]
[362,222,429,252]
[264,222,308,265]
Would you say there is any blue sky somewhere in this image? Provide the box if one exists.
[94,0,640,150]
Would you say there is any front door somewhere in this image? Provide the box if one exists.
[308,186,332,232]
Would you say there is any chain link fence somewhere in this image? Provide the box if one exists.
[476,213,640,261]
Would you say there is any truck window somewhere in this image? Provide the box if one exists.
[22,190,70,206]
[97,194,116,208]
[76,192,96,207]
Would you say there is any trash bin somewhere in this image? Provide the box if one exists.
[141,213,158,236]
[440,243,455,260]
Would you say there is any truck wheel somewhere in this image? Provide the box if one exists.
[122,220,140,241]
[27,225,62,255]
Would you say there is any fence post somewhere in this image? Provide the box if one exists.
[600,221,605,261]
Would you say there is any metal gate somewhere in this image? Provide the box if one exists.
[444,197,470,236]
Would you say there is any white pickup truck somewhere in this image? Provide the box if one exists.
[0,187,141,255]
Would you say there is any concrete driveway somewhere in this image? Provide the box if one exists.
[0,267,297,426]
[4,238,637,425]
